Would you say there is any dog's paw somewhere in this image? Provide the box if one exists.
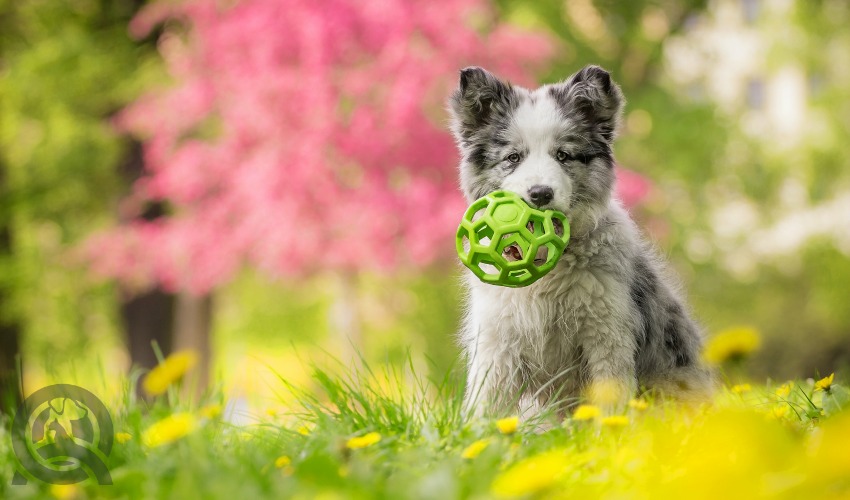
[586,378,634,414]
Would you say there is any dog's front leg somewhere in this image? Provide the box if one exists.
[578,298,638,412]
[461,315,524,418]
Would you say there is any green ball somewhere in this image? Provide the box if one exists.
[456,190,571,288]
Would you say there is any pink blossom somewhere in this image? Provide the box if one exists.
[615,166,652,208]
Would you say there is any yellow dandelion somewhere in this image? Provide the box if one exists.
[775,383,792,398]
[297,425,311,436]
[115,432,132,444]
[274,455,294,476]
[200,404,223,419]
[628,398,649,411]
[815,373,834,392]
[346,432,381,449]
[462,439,490,459]
[142,350,198,396]
[769,405,790,419]
[601,415,629,427]
[806,411,850,481]
[572,404,601,421]
[491,450,570,497]
[50,484,78,500]
[496,416,519,435]
[703,327,760,365]
[731,383,752,394]
[142,412,197,448]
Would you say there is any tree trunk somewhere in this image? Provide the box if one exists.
[0,320,20,412]
[0,167,22,412]
[121,287,175,386]
[117,141,179,395]
[173,292,213,397]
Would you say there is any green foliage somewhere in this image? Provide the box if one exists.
[0,0,161,365]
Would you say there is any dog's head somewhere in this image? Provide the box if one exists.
[449,65,624,234]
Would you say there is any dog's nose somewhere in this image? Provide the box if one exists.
[527,185,554,207]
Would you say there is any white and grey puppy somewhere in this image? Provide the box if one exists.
[448,65,714,417]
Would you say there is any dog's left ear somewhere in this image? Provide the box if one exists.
[552,65,624,142]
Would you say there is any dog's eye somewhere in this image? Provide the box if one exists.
[556,150,572,163]
[506,153,521,163]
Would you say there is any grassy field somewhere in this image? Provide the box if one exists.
[1,356,848,500]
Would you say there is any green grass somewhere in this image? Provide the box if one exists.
[1,360,849,499]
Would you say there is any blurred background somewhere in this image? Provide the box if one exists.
[1,0,848,413]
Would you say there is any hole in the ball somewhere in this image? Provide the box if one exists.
[533,245,549,265]
[553,218,564,237]
[502,244,523,262]
[471,207,485,222]
[527,215,545,237]
[461,234,470,254]
[477,260,500,275]
[475,223,494,247]
[509,269,530,279]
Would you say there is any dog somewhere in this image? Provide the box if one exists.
[448,65,714,418]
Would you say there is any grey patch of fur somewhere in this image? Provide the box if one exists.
[447,65,715,417]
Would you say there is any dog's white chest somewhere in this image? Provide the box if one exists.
[467,263,609,372]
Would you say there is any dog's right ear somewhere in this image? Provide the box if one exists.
[449,67,516,134]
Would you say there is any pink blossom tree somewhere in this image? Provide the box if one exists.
[88,0,558,292]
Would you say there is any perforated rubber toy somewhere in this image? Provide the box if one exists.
[456,190,570,287]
